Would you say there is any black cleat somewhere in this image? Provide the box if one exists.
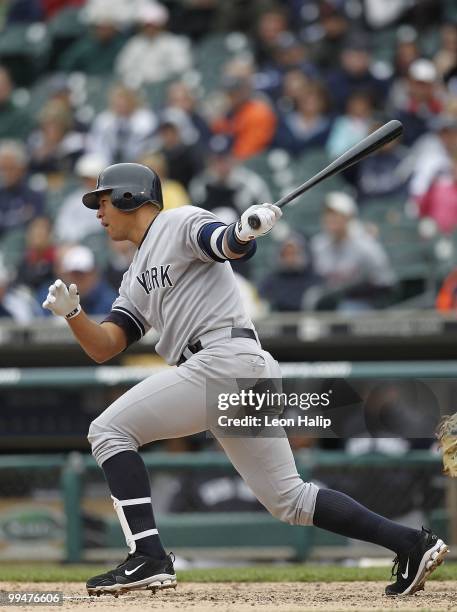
[86,552,177,597]
[385,527,449,596]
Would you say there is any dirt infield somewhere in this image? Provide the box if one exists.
[1,581,456,612]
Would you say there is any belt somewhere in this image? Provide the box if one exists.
[177,327,257,366]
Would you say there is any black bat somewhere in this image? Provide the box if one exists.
[248,119,404,229]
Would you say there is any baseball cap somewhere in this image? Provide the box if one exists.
[75,154,108,179]
[61,246,95,273]
[208,135,233,156]
[138,2,169,26]
[409,59,437,83]
[324,192,358,217]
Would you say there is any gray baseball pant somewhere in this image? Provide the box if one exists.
[88,335,319,526]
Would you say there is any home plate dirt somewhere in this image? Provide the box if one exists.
[2,581,457,612]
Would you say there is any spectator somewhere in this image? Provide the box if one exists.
[41,0,86,20]
[434,22,457,80]
[417,153,457,234]
[310,192,395,311]
[393,59,446,145]
[0,259,40,321]
[274,80,332,155]
[387,27,420,111]
[166,0,218,42]
[354,120,410,204]
[155,111,204,188]
[326,90,374,160]
[275,68,311,113]
[28,100,85,174]
[139,151,189,210]
[257,32,318,100]
[259,233,319,312]
[165,81,211,146]
[212,74,277,160]
[54,153,108,243]
[308,3,349,70]
[5,0,44,23]
[0,140,45,235]
[17,217,56,290]
[58,6,127,75]
[436,266,457,312]
[408,114,457,202]
[115,2,192,87]
[326,35,390,113]
[38,245,116,316]
[87,84,157,164]
[0,66,33,140]
[188,135,271,223]
[252,5,289,68]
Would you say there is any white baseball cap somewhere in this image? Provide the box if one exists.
[61,246,95,273]
[139,2,169,25]
[324,192,358,217]
[409,59,437,83]
[75,154,108,179]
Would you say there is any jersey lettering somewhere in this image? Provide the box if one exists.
[136,265,173,295]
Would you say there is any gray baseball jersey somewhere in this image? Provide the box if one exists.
[104,206,254,365]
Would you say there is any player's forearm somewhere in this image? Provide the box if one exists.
[66,311,121,363]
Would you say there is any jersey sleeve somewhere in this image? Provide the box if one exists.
[102,272,151,347]
[181,206,256,263]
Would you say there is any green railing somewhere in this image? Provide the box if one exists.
[0,451,442,562]
[0,361,457,387]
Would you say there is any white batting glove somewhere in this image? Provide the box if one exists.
[235,203,282,241]
[42,279,81,320]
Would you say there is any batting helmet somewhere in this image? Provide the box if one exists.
[82,163,163,212]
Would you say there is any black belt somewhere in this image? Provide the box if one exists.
[177,328,257,366]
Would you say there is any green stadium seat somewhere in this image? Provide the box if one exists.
[195,32,252,93]
[81,233,110,270]
[0,24,50,86]
[47,6,85,40]
[0,228,26,269]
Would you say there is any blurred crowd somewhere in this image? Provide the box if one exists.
[0,0,457,320]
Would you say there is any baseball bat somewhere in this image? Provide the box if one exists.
[248,119,403,229]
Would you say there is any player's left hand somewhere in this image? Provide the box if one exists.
[42,279,81,319]
[235,203,282,241]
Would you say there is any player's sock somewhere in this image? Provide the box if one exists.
[313,488,421,555]
[102,450,166,559]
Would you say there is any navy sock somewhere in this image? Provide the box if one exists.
[102,451,166,559]
[313,488,421,555]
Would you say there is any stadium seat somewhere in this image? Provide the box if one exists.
[195,32,252,93]
[81,233,110,270]
[47,6,86,71]
[0,24,50,86]
[0,228,26,269]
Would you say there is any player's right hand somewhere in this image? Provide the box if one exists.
[235,203,282,241]
[42,279,81,319]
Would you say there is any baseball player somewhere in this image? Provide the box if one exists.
[43,163,448,597]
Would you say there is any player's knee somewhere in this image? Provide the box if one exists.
[87,417,138,467]
[267,481,319,526]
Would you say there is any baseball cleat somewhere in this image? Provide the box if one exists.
[385,527,449,596]
[86,552,176,597]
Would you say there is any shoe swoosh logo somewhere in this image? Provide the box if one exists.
[125,562,146,576]
[401,558,409,579]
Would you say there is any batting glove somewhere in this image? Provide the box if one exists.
[235,203,282,241]
[42,279,81,320]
